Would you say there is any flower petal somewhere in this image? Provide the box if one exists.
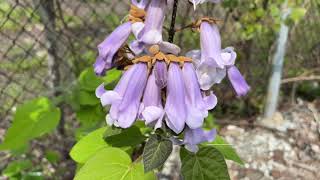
[165,63,187,134]
[95,83,106,98]
[227,66,250,97]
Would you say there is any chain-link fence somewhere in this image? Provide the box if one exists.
[1,0,320,122]
[0,0,131,120]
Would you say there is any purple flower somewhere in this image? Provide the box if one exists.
[154,61,168,88]
[94,22,132,76]
[200,21,224,69]
[165,63,187,134]
[138,0,166,45]
[227,66,250,97]
[184,127,216,152]
[94,1,148,75]
[97,63,148,128]
[190,47,238,90]
[140,71,164,129]
[182,62,217,129]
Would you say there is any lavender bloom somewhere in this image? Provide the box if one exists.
[182,62,217,129]
[200,22,224,68]
[94,22,132,75]
[192,47,238,90]
[227,66,250,97]
[154,61,168,88]
[94,0,148,75]
[138,0,166,45]
[184,128,216,152]
[165,63,187,134]
[97,63,148,128]
[141,71,164,129]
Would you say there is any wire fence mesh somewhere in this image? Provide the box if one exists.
[0,0,131,120]
[1,0,319,122]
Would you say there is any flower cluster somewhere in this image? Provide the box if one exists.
[94,0,249,152]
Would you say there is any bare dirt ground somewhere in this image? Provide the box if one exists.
[223,99,320,180]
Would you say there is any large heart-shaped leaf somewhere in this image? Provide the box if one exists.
[143,134,173,172]
[70,127,109,164]
[0,97,60,151]
[75,147,155,180]
[180,146,230,180]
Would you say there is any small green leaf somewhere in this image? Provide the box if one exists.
[0,97,60,151]
[75,147,155,180]
[77,90,99,105]
[143,134,173,172]
[78,68,103,91]
[70,127,109,164]
[75,105,105,126]
[289,7,306,23]
[180,146,230,180]
[206,136,244,165]
[102,68,122,85]
[3,160,32,177]
[104,126,146,147]
[45,150,61,163]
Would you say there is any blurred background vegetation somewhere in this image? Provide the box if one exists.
[0,0,319,179]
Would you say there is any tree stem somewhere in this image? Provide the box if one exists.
[168,0,179,43]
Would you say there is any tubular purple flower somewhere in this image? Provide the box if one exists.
[154,61,168,88]
[165,63,187,134]
[138,0,166,45]
[182,62,217,129]
[184,127,216,152]
[94,22,132,75]
[116,63,148,128]
[227,66,250,97]
[98,63,148,128]
[141,71,164,129]
[193,47,238,90]
[200,21,224,69]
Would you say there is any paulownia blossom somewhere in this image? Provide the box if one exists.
[93,0,248,153]
[184,127,216,152]
[96,63,148,128]
[188,19,250,96]
[94,0,148,76]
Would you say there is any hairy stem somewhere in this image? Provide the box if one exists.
[168,0,179,43]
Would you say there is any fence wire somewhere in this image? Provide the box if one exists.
[0,0,131,120]
[0,0,319,122]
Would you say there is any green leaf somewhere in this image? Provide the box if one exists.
[78,68,103,91]
[102,68,122,85]
[45,150,61,163]
[77,90,99,105]
[0,97,60,151]
[104,126,146,147]
[3,160,32,177]
[180,146,230,180]
[75,147,155,180]
[76,105,105,126]
[289,7,306,23]
[143,134,173,172]
[206,136,244,165]
[70,127,109,164]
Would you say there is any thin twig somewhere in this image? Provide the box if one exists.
[281,75,320,84]
[168,0,179,43]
